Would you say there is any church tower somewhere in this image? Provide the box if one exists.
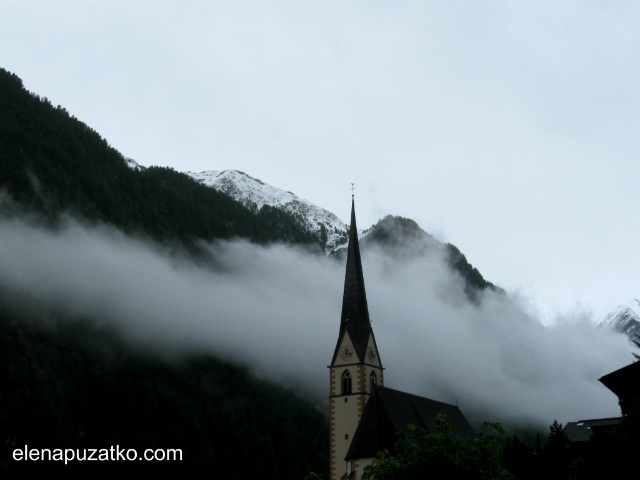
[329,197,384,480]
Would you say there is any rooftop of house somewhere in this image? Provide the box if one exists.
[564,417,622,443]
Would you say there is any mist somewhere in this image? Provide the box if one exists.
[0,214,633,429]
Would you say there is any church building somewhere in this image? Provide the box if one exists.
[329,198,474,480]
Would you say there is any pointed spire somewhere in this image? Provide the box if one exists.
[341,197,370,323]
[337,196,372,361]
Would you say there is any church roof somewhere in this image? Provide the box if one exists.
[333,198,373,363]
[345,386,476,460]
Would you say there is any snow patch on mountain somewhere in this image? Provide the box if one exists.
[187,170,349,253]
[125,158,144,171]
[599,299,640,339]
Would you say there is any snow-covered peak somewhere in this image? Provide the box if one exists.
[188,170,295,211]
[600,299,640,339]
[186,170,349,253]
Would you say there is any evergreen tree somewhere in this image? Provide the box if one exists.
[319,223,328,247]
[543,420,570,478]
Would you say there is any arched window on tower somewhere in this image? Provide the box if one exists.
[370,371,377,391]
[342,370,352,394]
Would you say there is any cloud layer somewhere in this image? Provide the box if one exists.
[0,215,633,428]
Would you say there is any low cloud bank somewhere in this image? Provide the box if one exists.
[0,215,633,427]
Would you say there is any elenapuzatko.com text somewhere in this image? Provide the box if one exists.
[13,445,182,464]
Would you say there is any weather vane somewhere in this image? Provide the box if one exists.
[351,183,355,199]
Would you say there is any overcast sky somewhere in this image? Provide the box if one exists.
[1,1,639,324]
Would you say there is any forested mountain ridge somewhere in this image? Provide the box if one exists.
[1,66,498,296]
[0,68,321,252]
[358,215,501,301]
[1,67,329,478]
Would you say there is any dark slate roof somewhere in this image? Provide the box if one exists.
[599,360,640,399]
[333,198,373,363]
[345,386,476,460]
[564,417,622,443]
[599,361,640,415]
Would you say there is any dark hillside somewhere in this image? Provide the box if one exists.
[0,68,319,250]
[445,242,502,301]
[358,215,502,302]
[0,297,328,478]
[1,67,328,477]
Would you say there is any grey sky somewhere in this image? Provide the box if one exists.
[1,1,639,323]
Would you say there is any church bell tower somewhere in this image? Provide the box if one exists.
[329,196,384,480]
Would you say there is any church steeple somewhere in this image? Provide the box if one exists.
[333,197,372,363]
[329,195,384,480]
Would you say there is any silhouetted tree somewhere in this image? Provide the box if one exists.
[544,420,570,478]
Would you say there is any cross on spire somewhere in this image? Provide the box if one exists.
[351,183,355,199]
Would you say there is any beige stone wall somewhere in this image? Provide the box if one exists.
[330,332,384,480]
[329,392,363,480]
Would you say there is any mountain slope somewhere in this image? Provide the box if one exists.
[186,170,499,299]
[0,68,319,251]
[0,297,328,478]
[359,215,501,300]
[1,66,499,299]
[188,170,348,252]
[600,299,640,339]
[1,66,330,478]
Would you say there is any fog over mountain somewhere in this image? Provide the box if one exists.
[0,213,633,429]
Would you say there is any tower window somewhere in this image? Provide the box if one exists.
[342,370,352,394]
[370,371,377,391]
